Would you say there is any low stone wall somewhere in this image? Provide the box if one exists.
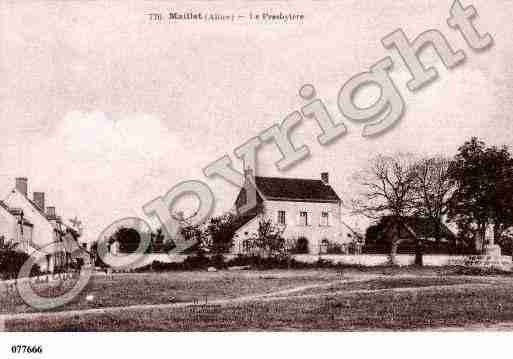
[120,253,512,269]
[294,254,513,268]
[294,254,391,266]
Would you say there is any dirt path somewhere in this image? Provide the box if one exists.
[268,282,493,301]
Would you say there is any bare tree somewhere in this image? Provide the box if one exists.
[352,153,418,263]
[413,156,455,244]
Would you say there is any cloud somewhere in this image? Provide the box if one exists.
[0,111,212,242]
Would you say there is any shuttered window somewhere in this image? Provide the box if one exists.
[299,211,309,226]
[320,211,329,226]
[277,210,286,225]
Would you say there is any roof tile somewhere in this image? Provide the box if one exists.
[254,176,340,202]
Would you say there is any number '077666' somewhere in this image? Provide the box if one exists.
[11,345,43,354]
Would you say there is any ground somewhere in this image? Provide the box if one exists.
[3,266,513,331]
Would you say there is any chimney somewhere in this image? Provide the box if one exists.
[46,206,56,218]
[33,192,45,211]
[321,172,329,185]
[15,177,28,196]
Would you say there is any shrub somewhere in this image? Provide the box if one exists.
[225,254,297,270]
[181,252,214,270]
[140,253,227,272]
[314,257,335,268]
[205,214,237,255]
[0,250,40,280]
[245,219,287,258]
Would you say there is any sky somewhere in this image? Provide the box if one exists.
[1,0,512,242]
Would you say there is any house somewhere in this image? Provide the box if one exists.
[0,177,75,272]
[0,201,34,252]
[231,170,360,254]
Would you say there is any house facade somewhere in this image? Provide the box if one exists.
[232,171,360,254]
[0,202,33,252]
[0,177,75,272]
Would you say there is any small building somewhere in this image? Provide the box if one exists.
[364,215,457,254]
[231,170,360,254]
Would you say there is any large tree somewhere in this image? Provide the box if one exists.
[448,137,513,252]
[352,153,419,263]
[110,227,145,254]
[412,156,455,244]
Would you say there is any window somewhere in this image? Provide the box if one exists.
[277,210,286,225]
[320,211,330,226]
[299,211,309,226]
[243,239,251,253]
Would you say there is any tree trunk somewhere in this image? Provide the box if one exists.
[403,222,422,266]
[387,220,400,265]
[389,239,399,265]
[478,224,486,253]
[433,220,442,247]
[415,240,423,266]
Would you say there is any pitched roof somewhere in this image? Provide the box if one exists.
[6,188,47,216]
[381,216,456,240]
[254,176,341,203]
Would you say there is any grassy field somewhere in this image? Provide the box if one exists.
[0,269,344,314]
[3,267,513,331]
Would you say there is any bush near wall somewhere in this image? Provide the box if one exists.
[290,237,309,254]
[138,253,227,272]
[0,250,40,280]
[136,254,364,272]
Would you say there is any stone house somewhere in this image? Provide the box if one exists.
[231,170,360,254]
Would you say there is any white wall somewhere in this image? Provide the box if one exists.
[233,199,352,254]
[5,190,56,248]
[293,254,472,266]
[115,253,512,270]
[0,206,34,252]
[0,207,18,242]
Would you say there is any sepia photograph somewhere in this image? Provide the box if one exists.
[0,0,512,357]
